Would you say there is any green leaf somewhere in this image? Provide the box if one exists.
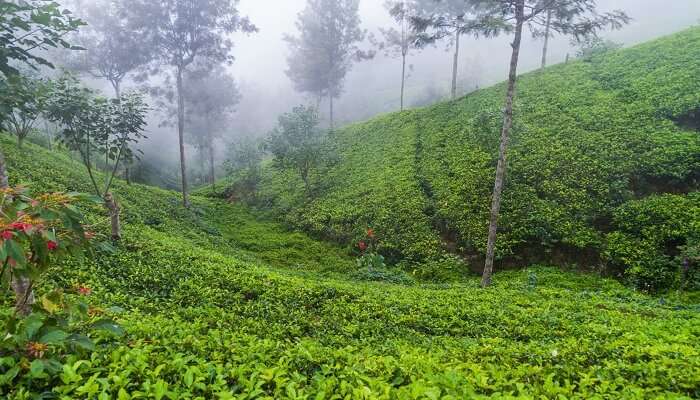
[39,328,69,344]
[91,319,125,336]
[66,334,95,351]
[5,239,27,267]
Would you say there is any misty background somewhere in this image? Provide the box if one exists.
[60,0,700,188]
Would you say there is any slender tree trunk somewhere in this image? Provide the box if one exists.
[176,67,190,208]
[104,192,121,241]
[451,31,461,100]
[0,150,8,188]
[541,9,552,69]
[0,151,35,315]
[209,138,216,190]
[400,53,407,111]
[329,94,334,131]
[481,0,525,288]
[44,120,52,151]
[11,278,34,316]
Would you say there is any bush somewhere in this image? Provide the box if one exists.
[604,193,700,291]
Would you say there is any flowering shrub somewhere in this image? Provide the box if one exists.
[0,186,123,391]
[356,228,385,271]
[1,187,96,284]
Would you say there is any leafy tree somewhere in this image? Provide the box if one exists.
[285,0,374,130]
[377,1,421,111]
[183,65,241,189]
[64,0,151,98]
[121,0,256,208]
[574,35,622,60]
[0,73,51,147]
[0,0,84,76]
[410,0,478,99]
[224,136,264,201]
[449,0,631,287]
[46,75,148,240]
[267,105,327,192]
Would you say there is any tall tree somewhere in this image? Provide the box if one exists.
[285,0,374,130]
[540,8,553,68]
[122,0,256,207]
[65,0,151,98]
[458,0,630,287]
[183,66,241,189]
[411,0,478,99]
[378,1,421,111]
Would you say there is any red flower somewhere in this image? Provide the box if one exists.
[77,286,92,296]
[47,240,58,251]
[358,241,368,252]
[1,231,12,240]
[10,222,32,233]
[366,228,375,238]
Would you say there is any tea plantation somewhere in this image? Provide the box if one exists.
[2,130,700,398]
[253,28,700,291]
[2,27,700,399]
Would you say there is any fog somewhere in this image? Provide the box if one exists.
[59,0,700,187]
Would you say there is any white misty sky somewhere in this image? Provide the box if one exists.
[231,0,700,116]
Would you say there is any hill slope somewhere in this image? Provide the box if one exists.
[2,129,700,397]
[252,28,700,288]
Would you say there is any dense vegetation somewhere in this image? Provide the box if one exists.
[245,27,700,291]
[2,135,699,399]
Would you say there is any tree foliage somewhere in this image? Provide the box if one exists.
[0,0,85,76]
[45,75,148,198]
[121,0,256,207]
[0,72,51,147]
[285,0,374,128]
[63,0,151,97]
[267,105,328,191]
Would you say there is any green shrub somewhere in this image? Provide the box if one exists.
[244,27,700,277]
[605,193,700,291]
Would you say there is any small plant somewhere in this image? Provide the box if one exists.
[356,228,386,271]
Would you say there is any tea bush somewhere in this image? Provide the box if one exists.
[247,27,700,288]
[2,133,699,399]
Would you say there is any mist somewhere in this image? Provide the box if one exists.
[59,0,700,187]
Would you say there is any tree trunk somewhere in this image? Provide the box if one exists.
[481,0,525,288]
[400,53,407,111]
[0,150,8,189]
[541,9,552,69]
[125,166,131,185]
[104,192,121,241]
[176,67,190,208]
[11,277,34,316]
[451,31,461,100]
[44,120,52,151]
[329,94,334,131]
[209,138,216,190]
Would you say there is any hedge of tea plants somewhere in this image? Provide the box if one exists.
[2,128,700,399]
[250,27,700,290]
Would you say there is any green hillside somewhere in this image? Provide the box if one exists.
[2,134,699,398]
[251,28,700,290]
